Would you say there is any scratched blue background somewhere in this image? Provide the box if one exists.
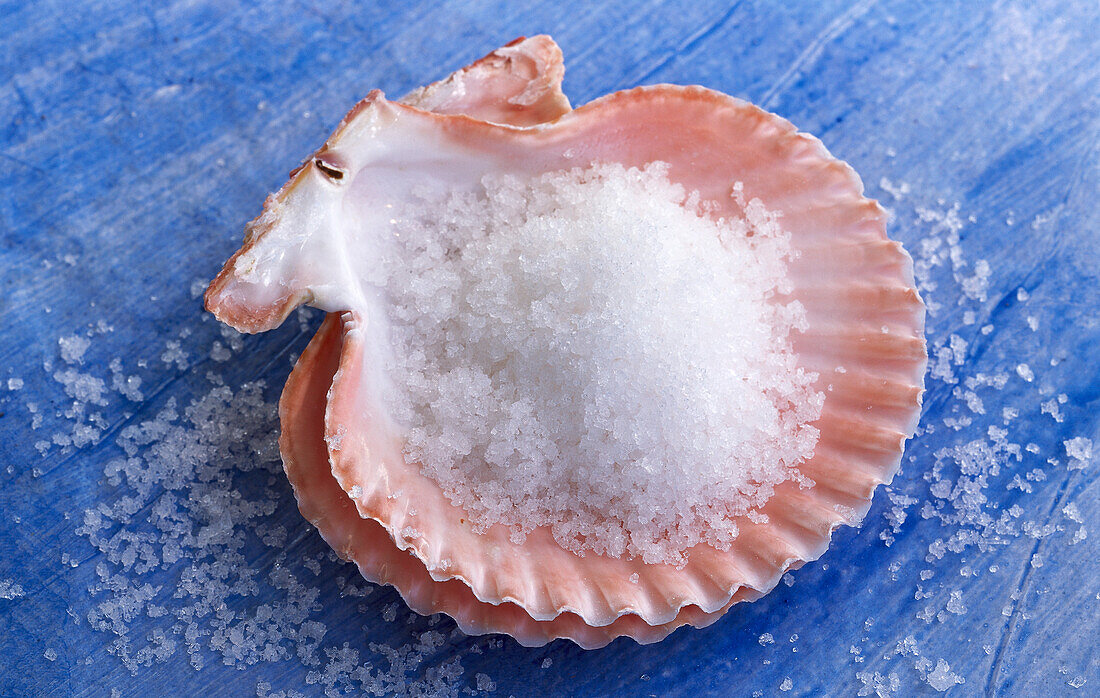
[2,1,1098,696]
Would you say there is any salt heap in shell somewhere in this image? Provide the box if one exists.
[367,162,823,565]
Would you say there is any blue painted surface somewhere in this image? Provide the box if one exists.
[1,1,1098,695]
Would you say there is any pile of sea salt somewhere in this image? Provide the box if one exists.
[369,162,822,565]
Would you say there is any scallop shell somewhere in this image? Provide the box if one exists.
[207,38,926,638]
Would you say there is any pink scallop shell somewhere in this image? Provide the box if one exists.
[320,87,926,628]
[206,39,927,634]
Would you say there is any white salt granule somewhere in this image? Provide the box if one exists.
[1062,503,1083,523]
[1064,437,1092,468]
[382,603,398,622]
[7,377,23,391]
[924,659,964,691]
[109,358,144,402]
[0,580,25,599]
[474,673,496,692]
[371,162,821,565]
[59,334,91,364]
[856,670,900,697]
[189,278,208,299]
[53,369,109,406]
[779,677,793,691]
[945,590,967,615]
[210,341,232,362]
[879,177,910,200]
[160,340,190,371]
[894,636,919,657]
[1041,399,1065,423]
[324,425,347,452]
[958,259,991,302]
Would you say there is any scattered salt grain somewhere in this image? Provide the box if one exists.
[0,580,26,599]
[759,633,775,646]
[945,590,967,615]
[59,334,91,364]
[879,177,910,200]
[959,259,991,302]
[53,369,109,406]
[160,340,190,371]
[856,670,900,697]
[475,673,496,692]
[1015,364,1034,382]
[1064,437,1092,469]
[210,341,232,362]
[1062,503,1083,523]
[382,603,398,623]
[924,659,965,691]
[109,359,144,402]
[324,425,346,452]
[779,677,793,692]
[1041,398,1065,423]
[7,377,23,391]
[44,648,57,661]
